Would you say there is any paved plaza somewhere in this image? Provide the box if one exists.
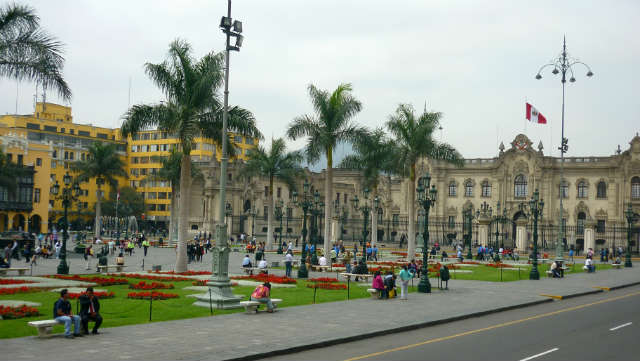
[1,251,639,361]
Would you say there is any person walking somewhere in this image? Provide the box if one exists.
[284,250,293,278]
[398,265,414,300]
[142,239,150,257]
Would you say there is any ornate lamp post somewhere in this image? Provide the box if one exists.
[536,37,593,265]
[351,188,374,274]
[308,191,324,265]
[285,205,291,245]
[416,172,436,293]
[521,189,544,280]
[249,207,257,237]
[275,199,284,254]
[624,203,637,268]
[335,200,348,242]
[292,180,312,278]
[462,208,478,260]
[50,172,81,274]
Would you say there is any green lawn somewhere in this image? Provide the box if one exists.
[0,276,377,339]
[444,262,613,282]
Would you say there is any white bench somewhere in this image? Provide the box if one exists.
[611,263,623,269]
[242,267,268,275]
[271,261,280,268]
[311,265,331,272]
[367,288,381,299]
[0,267,29,276]
[97,265,126,273]
[28,319,58,338]
[240,298,283,314]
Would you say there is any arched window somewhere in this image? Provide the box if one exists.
[632,177,640,199]
[577,181,588,198]
[449,182,457,197]
[481,181,491,197]
[577,212,586,235]
[559,180,569,199]
[514,175,527,198]
[464,181,473,197]
[596,181,607,199]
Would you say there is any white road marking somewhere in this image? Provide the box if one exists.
[519,348,559,361]
[610,322,632,331]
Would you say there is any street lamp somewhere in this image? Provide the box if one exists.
[416,172,437,293]
[292,179,312,278]
[462,208,478,260]
[351,188,373,274]
[309,190,324,265]
[275,199,284,254]
[536,37,593,264]
[50,172,81,274]
[249,207,257,237]
[520,189,544,280]
[624,203,637,268]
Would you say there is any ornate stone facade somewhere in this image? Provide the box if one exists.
[184,134,640,252]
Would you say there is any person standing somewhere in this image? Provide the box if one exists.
[79,287,103,335]
[84,245,93,270]
[142,239,150,257]
[284,250,293,278]
[398,265,414,300]
[54,289,82,338]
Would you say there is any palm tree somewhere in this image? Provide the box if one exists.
[287,83,366,257]
[148,149,203,245]
[241,138,304,250]
[386,104,463,258]
[73,142,127,239]
[120,39,260,272]
[0,3,71,100]
[0,149,31,192]
[338,128,396,246]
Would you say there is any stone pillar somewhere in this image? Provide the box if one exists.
[331,217,339,243]
[515,217,528,251]
[226,216,232,238]
[478,216,490,247]
[584,219,596,253]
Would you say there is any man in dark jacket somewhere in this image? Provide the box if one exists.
[79,287,103,335]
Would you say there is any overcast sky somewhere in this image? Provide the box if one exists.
[2,0,639,159]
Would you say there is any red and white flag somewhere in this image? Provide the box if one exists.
[526,103,547,124]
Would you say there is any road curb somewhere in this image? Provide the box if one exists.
[224,298,553,361]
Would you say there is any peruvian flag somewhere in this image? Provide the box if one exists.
[526,103,547,124]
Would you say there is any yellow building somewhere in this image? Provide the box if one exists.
[0,103,126,234]
[0,102,258,234]
[126,130,257,225]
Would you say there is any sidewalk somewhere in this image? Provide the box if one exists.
[2,266,640,360]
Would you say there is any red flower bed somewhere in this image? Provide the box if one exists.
[108,273,192,282]
[0,287,48,295]
[230,274,297,284]
[306,283,347,290]
[129,281,174,290]
[151,270,212,276]
[367,266,394,274]
[486,263,514,268]
[331,263,345,267]
[67,291,115,299]
[0,305,40,319]
[391,251,407,256]
[459,261,481,265]
[127,291,179,300]
[0,279,34,285]
[48,275,128,286]
[308,277,339,283]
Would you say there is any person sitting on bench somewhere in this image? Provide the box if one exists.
[79,287,103,335]
[250,282,275,313]
[550,260,562,278]
[115,253,125,266]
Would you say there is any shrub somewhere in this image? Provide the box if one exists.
[0,305,40,319]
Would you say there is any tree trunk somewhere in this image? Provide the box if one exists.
[175,154,191,272]
[266,176,274,250]
[169,185,178,243]
[407,163,416,259]
[324,149,333,259]
[94,185,102,239]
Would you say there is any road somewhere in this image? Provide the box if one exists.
[263,285,640,361]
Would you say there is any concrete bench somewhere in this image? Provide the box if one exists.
[271,261,280,268]
[97,265,126,273]
[0,267,29,276]
[611,263,622,269]
[240,298,283,314]
[367,288,381,299]
[242,267,268,275]
[311,265,331,272]
[28,319,58,338]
